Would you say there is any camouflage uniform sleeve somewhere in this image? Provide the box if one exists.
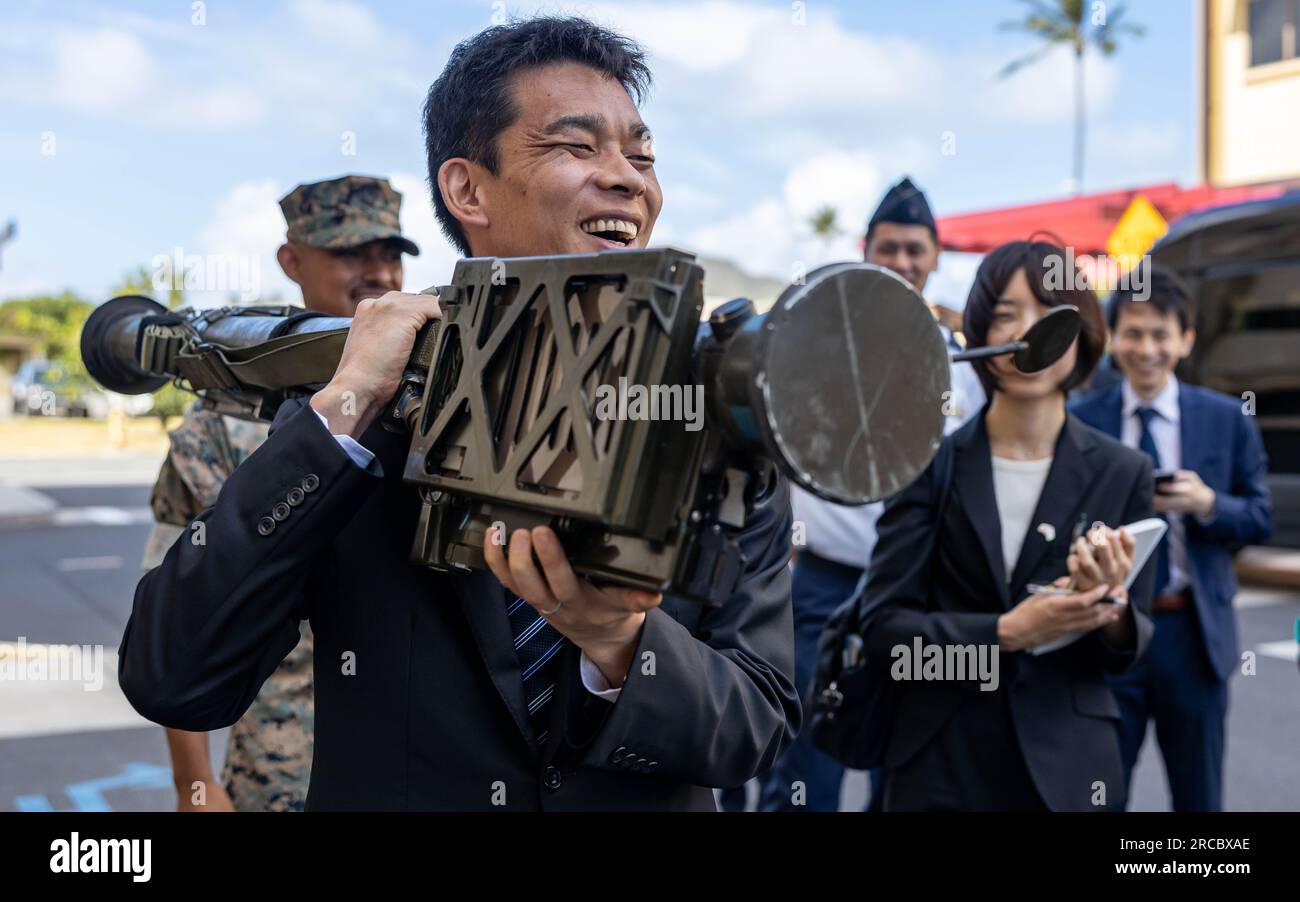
[142,404,271,570]
[143,403,211,570]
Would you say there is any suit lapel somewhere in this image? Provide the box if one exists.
[371,411,533,744]
[1178,383,1207,473]
[1007,416,1099,597]
[1096,384,1124,440]
[448,569,534,744]
[954,417,1010,607]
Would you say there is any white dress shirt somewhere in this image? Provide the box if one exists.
[312,407,621,701]
[991,455,1053,580]
[1120,377,1189,594]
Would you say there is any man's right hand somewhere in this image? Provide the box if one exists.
[310,290,442,439]
[997,582,1120,652]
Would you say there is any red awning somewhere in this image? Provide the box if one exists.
[936,181,1298,255]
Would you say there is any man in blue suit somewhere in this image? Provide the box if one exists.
[1070,264,1272,811]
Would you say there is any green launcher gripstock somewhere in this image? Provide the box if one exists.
[81,248,955,605]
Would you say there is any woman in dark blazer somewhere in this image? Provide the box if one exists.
[860,240,1156,811]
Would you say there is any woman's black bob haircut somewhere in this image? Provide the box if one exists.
[961,238,1107,397]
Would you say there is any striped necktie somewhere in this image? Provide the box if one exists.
[1136,406,1172,595]
[504,591,568,748]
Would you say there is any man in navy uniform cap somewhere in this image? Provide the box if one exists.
[757,176,983,812]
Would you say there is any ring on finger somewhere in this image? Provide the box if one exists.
[540,600,563,616]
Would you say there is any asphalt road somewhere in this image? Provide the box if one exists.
[2,480,1298,812]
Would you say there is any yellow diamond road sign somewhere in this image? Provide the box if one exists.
[1107,194,1168,271]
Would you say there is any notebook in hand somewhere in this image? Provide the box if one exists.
[1027,517,1168,656]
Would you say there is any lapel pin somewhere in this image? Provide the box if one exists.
[1036,522,1056,543]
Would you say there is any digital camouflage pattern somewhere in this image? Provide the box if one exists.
[142,401,314,812]
[278,174,420,257]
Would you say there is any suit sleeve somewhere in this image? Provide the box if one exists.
[118,400,382,731]
[857,451,1002,682]
[1189,407,1272,549]
[1092,454,1156,674]
[575,479,800,788]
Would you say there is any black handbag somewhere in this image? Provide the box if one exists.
[807,439,954,770]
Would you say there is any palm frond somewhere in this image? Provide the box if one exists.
[1061,0,1086,26]
[1017,0,1072,26]
[1000,14,1071,39]
[997,42,1057,79]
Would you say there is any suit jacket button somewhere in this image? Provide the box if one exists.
[646,761,659,772]
[635,757,649,771]
[286,486,305,506]
[610,746,628,764]
[302,474,320,493]
[272,502,291,522]
[543,766,562,791]
[257,516,276,536]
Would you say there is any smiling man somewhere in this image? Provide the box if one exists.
[119,17,798,811]
[1071,264,1272,811]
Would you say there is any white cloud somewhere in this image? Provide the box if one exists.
[3,24,268,130]
[575,0,784,72]
[50,29,157,114]
[927,251,982,311]
[184,174,461,308]
[547,0,1122,281]
[1092,121,1181,168]
[290,0,388,49]
[197,180,287,256]
[681,149,889,280]
[971,44,1120,125]
[2,3,426,131]
[187,179,291,307]
[732,22,944,120]
[782,149,885,227]
[3,0,1148,311]
[388,172,462,292]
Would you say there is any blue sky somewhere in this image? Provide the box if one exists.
[0,0,1197,309]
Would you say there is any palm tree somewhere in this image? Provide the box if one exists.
[998,0,1143,193]
[808,205,841,245]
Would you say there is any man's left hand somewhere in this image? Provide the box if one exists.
[484,526,661,687]
[1155,468,1216,518]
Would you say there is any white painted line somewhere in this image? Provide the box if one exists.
[57,555,124,572]
[0,641,152,739]
[0,455,164,487]
[1235,588,1300,609]
[1256,640,1299,662]
[50,507,153,527]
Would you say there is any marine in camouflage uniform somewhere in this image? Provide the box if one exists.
[143,404,314,812]
[142,174,418,811]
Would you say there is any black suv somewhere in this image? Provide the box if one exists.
[1153,191,1300,548]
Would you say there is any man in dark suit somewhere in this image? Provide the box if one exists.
[1070,265,1272,811]
[118,16,799,811]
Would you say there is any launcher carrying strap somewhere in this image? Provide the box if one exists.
[139,307,349,391]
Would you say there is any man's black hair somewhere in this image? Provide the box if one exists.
[422,17,652,256]
[1107,262,1194,333]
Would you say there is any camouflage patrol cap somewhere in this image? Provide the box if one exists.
[279,175,420,256]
